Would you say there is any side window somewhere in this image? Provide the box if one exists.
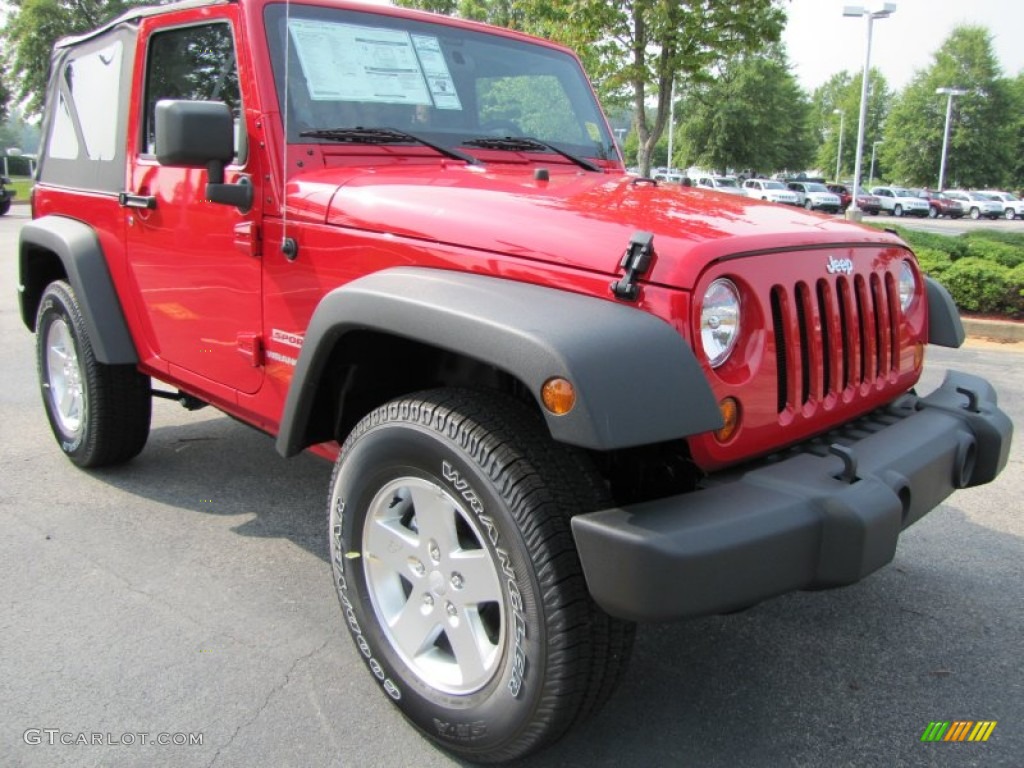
[143,23,242,157]
[46,40,123,161]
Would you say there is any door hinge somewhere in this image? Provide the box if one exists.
[236,333,264,367]
[233,221,262,258]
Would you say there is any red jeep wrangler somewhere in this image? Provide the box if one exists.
[18,0,1012,761]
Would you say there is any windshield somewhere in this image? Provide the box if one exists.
[265,4,616,163]
[763,181,786,190]
[805,183,828,192]
[715,177,739,188]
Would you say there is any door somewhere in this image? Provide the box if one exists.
[125,19,263,394]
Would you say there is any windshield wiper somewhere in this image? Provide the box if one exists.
[462,136,602,172]
[299,126,481,166]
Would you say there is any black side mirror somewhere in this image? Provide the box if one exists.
[154,100,252,212]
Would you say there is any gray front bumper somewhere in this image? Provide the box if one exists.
[571,371,1013,622]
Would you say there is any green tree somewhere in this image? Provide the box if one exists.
[675,47,812,175]
[0,76,10,123]
[1009,73,1024,190]
[396,0,787,177]
[882,26,1015,189]
[811,69,890,183]
[3,0,149,116]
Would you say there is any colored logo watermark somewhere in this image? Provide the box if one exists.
[920,721,997,742]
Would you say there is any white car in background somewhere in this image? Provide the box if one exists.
[943,190,1003,220]
[870,186,931,218]
[742,179,799,205]
[978,190,1024,221]
[694,175,748,196]
[786,181,842,213]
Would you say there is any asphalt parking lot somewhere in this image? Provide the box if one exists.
[1,207,1021,767]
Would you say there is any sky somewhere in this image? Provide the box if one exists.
[782,0,1024,93]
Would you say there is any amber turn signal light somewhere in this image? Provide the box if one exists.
[541,377,576,415]
[715,397,740,442]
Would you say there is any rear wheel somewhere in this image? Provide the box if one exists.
[328,389,633,763]
[969,207,981,220]
[803,199,813,210]
[0,199,10,216]
[894,204,903,217]
[35,281,151,467]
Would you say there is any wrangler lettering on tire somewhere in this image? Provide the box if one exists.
[327,389,633,763]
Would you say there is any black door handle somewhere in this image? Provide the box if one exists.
[118,192,157,210]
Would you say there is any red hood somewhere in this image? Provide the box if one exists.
[285,165,908,289]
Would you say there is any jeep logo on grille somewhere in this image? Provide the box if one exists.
[826,256,854,275]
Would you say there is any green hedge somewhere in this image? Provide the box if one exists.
[866,224,1024,317]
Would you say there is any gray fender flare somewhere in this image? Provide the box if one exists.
[276,267,722,456]
[19,215,138,364]
[925,276,965,348]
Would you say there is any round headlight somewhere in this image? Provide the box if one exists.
[700,278,741,367]
[898,260,917,312]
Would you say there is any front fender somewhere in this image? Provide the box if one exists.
[277,267,722,456]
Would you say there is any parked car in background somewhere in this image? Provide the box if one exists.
[979,190,1024,221]
[0,176,15,216]
[742,178,800,205]
[909,189,965,219]
[786,181,842,213]
[694,175,748,196]
[870,186,930,218]
[826,183,882,215]
[943,190,1002,220]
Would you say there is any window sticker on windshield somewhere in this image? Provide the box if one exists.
[288,20,432,105]
[410,35,461,111]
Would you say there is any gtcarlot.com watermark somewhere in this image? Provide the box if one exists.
[24,729,203,747]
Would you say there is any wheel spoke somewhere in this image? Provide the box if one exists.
[407,484,461,555]
[445,615,491,685]
[450,549,503,606]
[365,517,423,578]
[389,593,443,660]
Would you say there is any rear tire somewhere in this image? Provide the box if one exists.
[35,281,151,467]
[328,389,634,763]
[970,207,981,220]
[0,199,10,216]
[894,204,903,217]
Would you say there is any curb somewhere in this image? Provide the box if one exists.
[961,317,1024,344]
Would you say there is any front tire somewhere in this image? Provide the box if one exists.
[1006,209,1017,221]
[328,389,633,763]
[35,281,151,467]
[894,204,903,217]
[970,207,981,220]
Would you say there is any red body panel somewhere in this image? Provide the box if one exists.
[30,0,928,471]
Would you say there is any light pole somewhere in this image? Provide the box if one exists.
[843,3,896,219]
[666,80,676,172]
[936,86,967,191]
[869,140,884,186]
[833,109,845,182]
